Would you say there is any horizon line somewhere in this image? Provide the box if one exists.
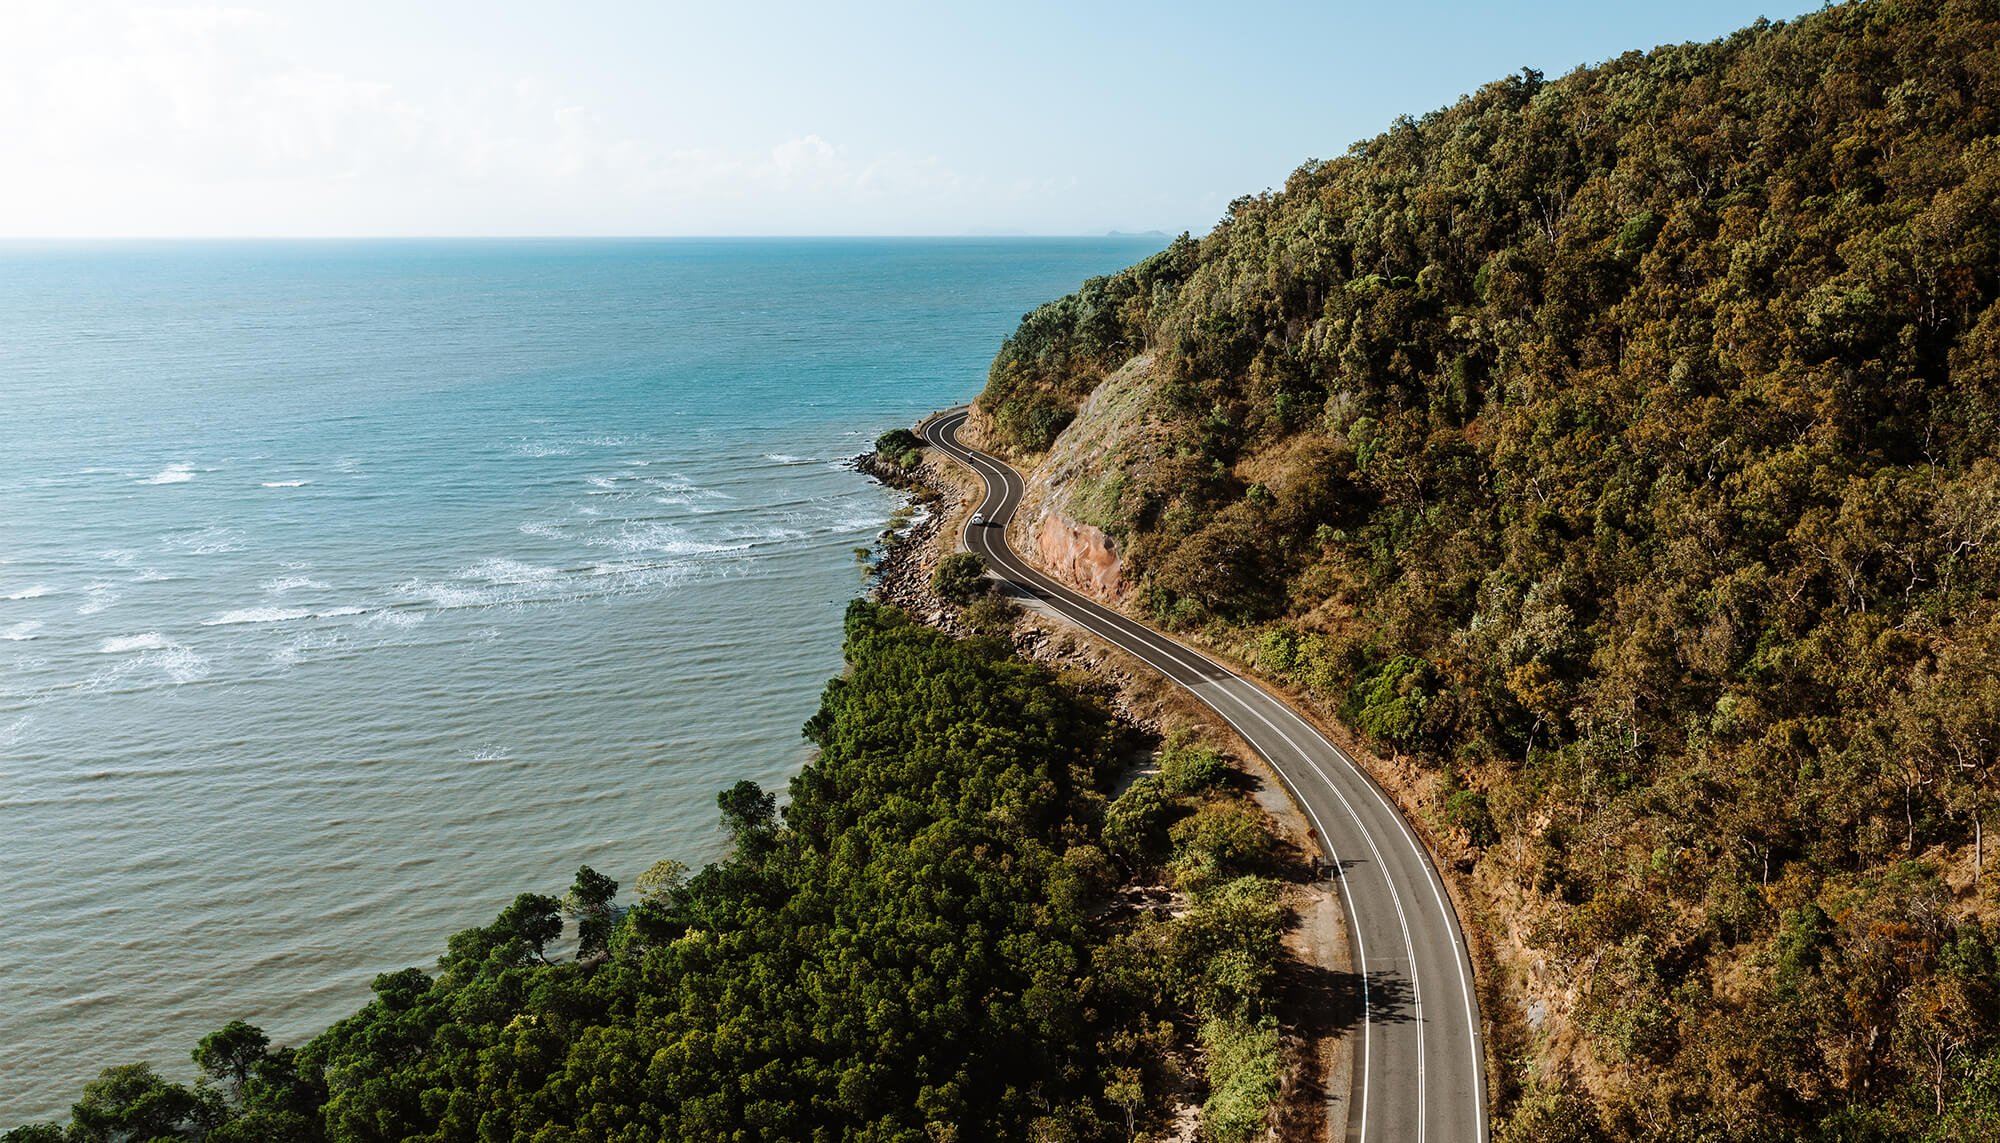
[0,232,1181,242]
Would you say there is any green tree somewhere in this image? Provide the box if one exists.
[633,858,689,908]
[931,551,989,605]
[68,1063,218,1142]
[192,1020,269,1100]
[874,428,925,467]
[563,865,620,962]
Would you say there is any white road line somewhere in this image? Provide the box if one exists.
[934,414,1414,1139]
[928,411,1492,1141]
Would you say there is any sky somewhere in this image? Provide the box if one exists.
[0,1,1827,237]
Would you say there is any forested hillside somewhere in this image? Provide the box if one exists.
[978,1,2000,1138]
[6,603,1288,1142]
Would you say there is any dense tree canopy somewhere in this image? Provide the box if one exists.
[976,1,2000,1137]
[7,604,1285,1142]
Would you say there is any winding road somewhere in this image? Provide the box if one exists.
[924,409,1488,1143]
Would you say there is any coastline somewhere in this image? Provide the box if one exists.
[858,419,1358,1142]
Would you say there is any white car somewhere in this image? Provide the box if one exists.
[969,513,987,526]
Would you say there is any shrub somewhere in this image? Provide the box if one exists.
[1344,655,1435,749]
[873,427,923,468]
[1199,1017,1281,1143]
[1158,735,1229,795]
[961,591,1020,635]
[1168,802,1276,881]
[931,552,989,604]
[1103,776,1181,870]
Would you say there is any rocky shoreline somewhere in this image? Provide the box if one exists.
[851,448,958,628]
[854,428,1345,1142]
[853,442,1167,731]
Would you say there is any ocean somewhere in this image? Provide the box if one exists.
[0,236,1164,1123]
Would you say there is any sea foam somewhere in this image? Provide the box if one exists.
[203,605,365,627]
[262,575,329,594]
[77,584,119,616]
[160,526,245,555]
[203,607,314,627]
[100,633,171,654]
[142,463,195,485]
[463,558,561,584]
[596,522,749,558]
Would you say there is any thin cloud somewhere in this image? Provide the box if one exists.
[0,4,969,234]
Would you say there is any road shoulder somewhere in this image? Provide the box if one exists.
[884,413,1359,1143]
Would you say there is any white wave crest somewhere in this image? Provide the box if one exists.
[160,526,244,555]
[644,477,731,501]
[512,441,574,458]
[203,607,314,627]
[204,605,364,627]
[262,575,328,594]
[273,629,342,668]
[595,522,750,558]
[764,453,815,465]
[261,480,310,488]
[83,636,209,688]
[0,714,32,750]
[160,645,209,683]
[5,585,53,600]
[463,557,561,584]
[3,621,42,641]
[400,581,490,609]
[364,608,427,630]
[141,462,195,485]
[78,584,119,615]
[393,556,588,612]
[518,521,563,539]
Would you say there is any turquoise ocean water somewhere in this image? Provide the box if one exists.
[0,237,1164,1121]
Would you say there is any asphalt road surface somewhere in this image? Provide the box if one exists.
[924,409,1489,1143]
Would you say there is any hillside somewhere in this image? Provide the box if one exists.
[975,1,2000,1138]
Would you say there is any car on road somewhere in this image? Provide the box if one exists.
[969,513,986,526]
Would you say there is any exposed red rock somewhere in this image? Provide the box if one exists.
[1035,513,1124,602]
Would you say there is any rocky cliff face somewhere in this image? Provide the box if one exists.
[1035,514,1123,600]
[1012,353,1170,606]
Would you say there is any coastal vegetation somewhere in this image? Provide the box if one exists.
[929,551,990,604]
[6,603,1285,1142]
[873,428,925,470]
[974,1,2000,1137]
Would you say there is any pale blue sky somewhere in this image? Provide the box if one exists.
[0,1,1826,236]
